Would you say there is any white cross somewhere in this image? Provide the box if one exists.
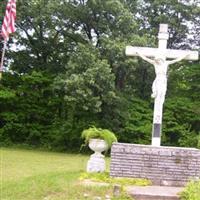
[126,24,199,147]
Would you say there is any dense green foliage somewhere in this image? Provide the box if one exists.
[0,0,200,150]
[181,181,200,200]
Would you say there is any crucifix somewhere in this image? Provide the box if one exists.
[126,24,199,147]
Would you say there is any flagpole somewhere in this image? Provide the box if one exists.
[0,40,7,80]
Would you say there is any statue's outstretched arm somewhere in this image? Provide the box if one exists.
[136,52,155,65]
[167,53,189,65]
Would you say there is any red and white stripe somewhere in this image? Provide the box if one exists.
[1,0,16,41]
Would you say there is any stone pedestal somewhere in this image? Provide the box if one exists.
[110,143,200,186]
[87,153,106,173]
[87,139,108,173]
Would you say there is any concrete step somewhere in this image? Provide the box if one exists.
[125,186,184,200]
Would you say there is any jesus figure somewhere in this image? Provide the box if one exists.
[136,52,189,105]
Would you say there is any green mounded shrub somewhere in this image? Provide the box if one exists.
[181,180,200,200]
[81,126,117,149]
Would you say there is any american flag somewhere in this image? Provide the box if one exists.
[1,0,16,41]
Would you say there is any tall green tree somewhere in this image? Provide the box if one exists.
[0,0,199,150]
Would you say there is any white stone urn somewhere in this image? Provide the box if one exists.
[87,139,108,173]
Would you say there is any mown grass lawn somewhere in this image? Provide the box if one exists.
[1,148,131,200]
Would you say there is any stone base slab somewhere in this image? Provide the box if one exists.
[110,143,200,186]
[126,186,183,200]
